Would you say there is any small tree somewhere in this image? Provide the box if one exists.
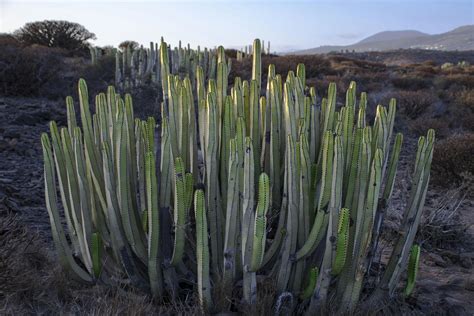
[119,40,139,51]
[14,20,96,51]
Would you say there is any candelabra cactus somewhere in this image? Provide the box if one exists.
[115,39,215,91]
[42,38,433,314]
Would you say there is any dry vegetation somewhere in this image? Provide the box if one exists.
[0,206,201,315]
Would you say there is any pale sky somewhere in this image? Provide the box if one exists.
[1,0,473,52]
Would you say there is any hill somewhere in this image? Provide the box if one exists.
[292,25,474,54]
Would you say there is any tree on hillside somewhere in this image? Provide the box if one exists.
[119,40,139,51]
[14,20,96,51]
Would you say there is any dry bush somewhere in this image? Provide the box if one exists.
[344,72,388,93]
[0,33,20,46]
[419,181,473,250]
[412,62,439,76]
[0,41,67,96]
[328,55,386,71]
[409,117,450,139]
[79,54,116,96]
[392,90,437,119]
[435,73,474,91]
[431,133,474,186]
[230,55,332,93]
[268,55,332,78]
[224,48,239,59]
[0,207,200,315]
[1,33,122,99]
[454,88,474,110]
[391,76,431,91]
[0,212,49,301]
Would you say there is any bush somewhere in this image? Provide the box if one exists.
[391,76,431,90]
[0,40,67,96]
[79,54,116,96]
[409,117,450,138]
[0,212,48,300]
[435,74,474,91]
[431,133,474,186]
[419,182,472,250]
[392,90,437,119]
[13,20,95,52]
[0,33,20,46]
[455,89,474,110]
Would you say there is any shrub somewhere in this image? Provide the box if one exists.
[435,74,474,91]
[409,117,450,138]
[391,76,431,91]
[13,20,95,52]
[431,133,474,186]
[0,212,48,300]
[392,90,437,119]
[419,181,473,250]
[79,54,116,96]
[455,89,474,110]
[0,41,66,96]
[0,33,20,46]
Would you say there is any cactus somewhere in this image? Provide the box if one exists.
[195,189,213,310]
[332,208,350,276]
[43,39,435,313]
[404,244,421,297]
[300,267,318,300]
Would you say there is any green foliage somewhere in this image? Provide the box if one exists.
[42,38,435,314]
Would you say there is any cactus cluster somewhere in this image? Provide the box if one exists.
[42,38,433,313]
[115,39,232,92]
[237,39,271,61]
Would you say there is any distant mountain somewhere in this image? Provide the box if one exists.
[292,25,474,54]
[357,30,428,44]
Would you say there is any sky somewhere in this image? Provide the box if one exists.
[1,0,473,52]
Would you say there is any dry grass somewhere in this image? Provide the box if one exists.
[391,90,437,119]
[409,117,450,139]
[392,76,431,91]
[431,133,474,186]
[0,208,200,315]
[419,180,473,250]
[455,88,474,110]
[4,206,409,315]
